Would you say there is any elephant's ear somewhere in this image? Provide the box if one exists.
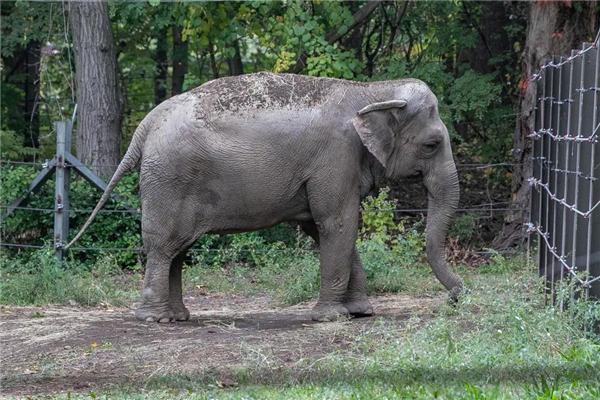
[351,100,407,168]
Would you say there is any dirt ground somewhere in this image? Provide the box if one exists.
[0,292,443,398]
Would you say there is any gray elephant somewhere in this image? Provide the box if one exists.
[67,72,465,322]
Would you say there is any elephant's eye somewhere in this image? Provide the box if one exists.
[423,141,440,151]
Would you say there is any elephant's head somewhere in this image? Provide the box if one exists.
[351,79,465,298]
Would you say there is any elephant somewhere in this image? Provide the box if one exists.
[66,72,465,323]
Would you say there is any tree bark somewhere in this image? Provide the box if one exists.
[3,41,41,150]
[496,1,599,249]
[208,40,219,79]
[68,1,122,178]
[154,26,168,105]
[171,24,188,96]
[461,1,511,82]
[343,0,365,64]
[227,39,244,76]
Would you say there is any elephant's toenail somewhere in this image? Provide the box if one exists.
[145,317,156,322]
[158,318,171,323]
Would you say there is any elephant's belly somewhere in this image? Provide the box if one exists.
[205,208,313,235]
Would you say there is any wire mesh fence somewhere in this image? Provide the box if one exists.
[526,36,600,304]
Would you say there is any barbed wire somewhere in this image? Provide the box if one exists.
[0,204,521,215]
[0,159,520,170]
[527,177,600,218]
[0,242,517,256]
[528,127,599,143]
[550,168,597,182]
[524,223,599,287]
[530,39,598,82]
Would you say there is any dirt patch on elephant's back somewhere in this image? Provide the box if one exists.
[0,292,443,397]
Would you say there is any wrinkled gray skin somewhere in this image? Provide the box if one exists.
[67,72,465,323]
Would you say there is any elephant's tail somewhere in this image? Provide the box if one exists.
[65,125,147,250]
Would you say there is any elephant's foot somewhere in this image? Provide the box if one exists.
[169,304,190,321]
[310,303,349,322]
[135,304,174,323]
[343,298,374,317]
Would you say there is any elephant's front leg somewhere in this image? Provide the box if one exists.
[301,221,373,317]
[311,207,362,321]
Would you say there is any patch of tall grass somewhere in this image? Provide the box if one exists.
[0,246,139,307]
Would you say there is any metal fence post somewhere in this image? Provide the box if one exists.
[54,121,72,261]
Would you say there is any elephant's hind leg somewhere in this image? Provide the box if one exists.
[342,247,373,316]
[168,249,191,321]
[136,210,204,323]
[135,249,175,323]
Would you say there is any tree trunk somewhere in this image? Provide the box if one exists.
[154,26,168,105]
[68,1,122,178]
[24,40,41,150]
[227,39,244,76]
[462,2,511,77]
[171,25,188,96]
[3,41,41,151]
[496,1,598,249]
[208,40,219,79]
[343,0,365,64]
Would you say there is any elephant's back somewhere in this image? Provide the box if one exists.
[189,72,362,119]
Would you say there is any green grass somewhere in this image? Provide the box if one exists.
[3,245,600,399]
[0,247,140,307]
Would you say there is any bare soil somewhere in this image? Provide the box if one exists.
[0,292,443,398]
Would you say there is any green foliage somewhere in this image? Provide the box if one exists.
[360,187,396,239]
[355,188,431,294]
[449,213,477,246]
[0,166,142,268]
[0,246,138,306]
[0,130,37,159]
[478,252,527,275]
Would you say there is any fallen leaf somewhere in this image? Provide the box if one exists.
[90,343,98,347]
[4,310,12,314]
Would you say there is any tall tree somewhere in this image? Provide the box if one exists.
[2,41,41,150]
[497,1,599,248]
[171,25,188,95]
[69,1,122,178]
[154,26,168,105]
[227,39,244,76]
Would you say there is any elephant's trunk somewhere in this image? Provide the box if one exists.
[423,161,465,299]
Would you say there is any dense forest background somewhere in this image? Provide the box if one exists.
[1,0,599,265]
